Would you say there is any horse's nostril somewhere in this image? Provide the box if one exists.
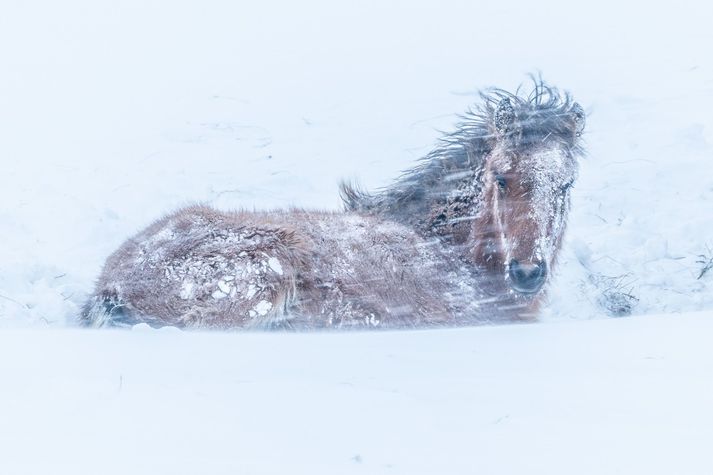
[508,260,547,293]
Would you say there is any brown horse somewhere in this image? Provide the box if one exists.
[82,81,585,330]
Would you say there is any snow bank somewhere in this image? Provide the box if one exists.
[1,312,712,474]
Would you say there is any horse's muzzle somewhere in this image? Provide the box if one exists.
[508,259,547,294]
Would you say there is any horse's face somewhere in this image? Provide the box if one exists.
[472,97,585,296]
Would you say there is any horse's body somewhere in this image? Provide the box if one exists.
[82,82,586,330]
[83,205,489,329]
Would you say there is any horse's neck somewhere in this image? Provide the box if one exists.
[421,163,485,245]
[365,144,487,247]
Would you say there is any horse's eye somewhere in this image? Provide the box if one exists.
[561,182,573,194]
[495,175,507,191]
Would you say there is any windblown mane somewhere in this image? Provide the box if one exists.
[340,81,583,245]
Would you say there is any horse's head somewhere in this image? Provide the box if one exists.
[472,86,585,297]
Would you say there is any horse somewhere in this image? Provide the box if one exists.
[81,81,586,330]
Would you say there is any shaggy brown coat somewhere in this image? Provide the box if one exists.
[82,81,586,330]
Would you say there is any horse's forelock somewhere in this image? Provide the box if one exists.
[480,82,584,156]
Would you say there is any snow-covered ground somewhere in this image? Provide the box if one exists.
[0,0,712,472]
[3,312,713,474]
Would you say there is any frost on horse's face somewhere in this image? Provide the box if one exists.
[472,97,584,297]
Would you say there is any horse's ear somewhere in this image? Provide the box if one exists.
[571,102,586,137]
[494,98,516,135]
